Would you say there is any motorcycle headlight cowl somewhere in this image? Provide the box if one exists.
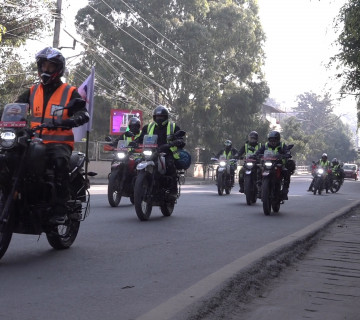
[0,131,17,149]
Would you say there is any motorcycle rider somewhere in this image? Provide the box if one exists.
[308,153,331,193]
[238,131,262,196]
[109,117,142,148]
[215,140,239,187]
[15,47,89,224]
[256,131,295,200]
[330,157,345,183]
[134,105,185,200]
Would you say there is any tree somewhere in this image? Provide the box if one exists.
[75,0,269,153]
[332,0,360,122]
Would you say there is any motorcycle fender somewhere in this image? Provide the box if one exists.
[218,167,225,172]
[245,170,252,174]
[137,161,155,171]
[111,161,122,170]
[262,171,270,177]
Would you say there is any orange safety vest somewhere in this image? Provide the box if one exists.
[29,83,76,149]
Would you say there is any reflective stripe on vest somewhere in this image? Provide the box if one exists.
[223,150,232,159]
[29,83,76,149]
[265,142,284,154]
[147,122,179,159]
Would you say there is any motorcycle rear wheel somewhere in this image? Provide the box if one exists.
[46,218,80,250]
[0,190,14,260]
[134,171,152,221]
[261,179,271,216]
[107,173,122,207]
[217,174,224,196]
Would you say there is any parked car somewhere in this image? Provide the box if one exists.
[342,163,358,180]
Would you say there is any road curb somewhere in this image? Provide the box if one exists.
[135,200,360,320]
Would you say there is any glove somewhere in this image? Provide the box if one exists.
[159,144,170,152]
[55,118,76,129]
[170,139,185,148]
[124,131,134,138]
[128,141,138,148]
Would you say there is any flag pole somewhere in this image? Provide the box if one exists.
[85,130,90,181]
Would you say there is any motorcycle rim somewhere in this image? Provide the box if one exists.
[134,171,152,221]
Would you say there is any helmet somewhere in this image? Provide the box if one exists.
[175,150,192,170]
[248,131,258,145]
[268,131,280,147]
[35,47,65,85]
[321,153,328,160]
[128,117,141,134]
[153,105,169,126]
[224,140,232,149]
[331,158,339,165]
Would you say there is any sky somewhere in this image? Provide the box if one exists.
[25,0,355,120]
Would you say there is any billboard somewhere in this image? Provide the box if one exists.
[110,109,143,135]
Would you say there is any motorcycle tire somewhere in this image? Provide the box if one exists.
[225,186,231,195]
[0,190,14,260]
[107,172,122,207]
[217,174,224,196]
[134,171,152,221]
[244,176,254,205]
[160,201,174,217]
[46,218,80,250]
[261,178,271,216]
[330,181,340,193]
[272,200,280,213]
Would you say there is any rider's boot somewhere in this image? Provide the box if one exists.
[239,181,244,193]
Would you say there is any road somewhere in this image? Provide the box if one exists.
[0,175,359,320]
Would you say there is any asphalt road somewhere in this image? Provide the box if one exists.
[0,175,359,320]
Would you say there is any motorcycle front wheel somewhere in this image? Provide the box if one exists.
[217,173,224,195]
[0,190,14,260]
[261,178,271,216]
[244,175,254,205]
[134,171,153,221]
[46,219,80,250]
[330,180,340,193]
[107,172,122,207]
[160,201,174,217]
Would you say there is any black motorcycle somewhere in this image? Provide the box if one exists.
[329,168,344,193]
[133,130,187,221]
[211,156,237,195]
[105,136,142,207]
[260,146,293,216]
[0,103,96,260]
[312,166,328,195]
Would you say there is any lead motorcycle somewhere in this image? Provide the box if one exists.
[104,136,142,207]
[211,156,237,195]
[0,103,96,260]
[311,166,330,195]
[133,130,189,221]
[260,145,293,216]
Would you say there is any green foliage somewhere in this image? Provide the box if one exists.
[281,92,357,164]
[332,0,360,122]
[75,0,270,153]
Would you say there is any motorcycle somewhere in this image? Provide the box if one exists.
[133,130,187,221]
[329,168,344,193]
[104,136,142,207]
[0,103,96,260]
[243,154,259,205]
[211,155,237,195]
[311,166,329,195]
[260,145,293,216]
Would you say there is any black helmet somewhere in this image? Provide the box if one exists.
[224,140,232,150]
[153,105,169,126]
[35,47,65,85]
[128,117,141,134]
[331,158,338,165]
[248,131,258,145]
[268,131,280,147]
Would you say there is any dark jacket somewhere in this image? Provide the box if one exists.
[216,147,239,159]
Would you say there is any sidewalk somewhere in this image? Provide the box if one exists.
[238,208,360,320]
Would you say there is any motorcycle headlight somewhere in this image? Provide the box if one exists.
[144,150,152,157]
[264,161,272,168]
[219,161,226,166]
[0,131,16,149]
[246,162,254,168]
[116,152,126,159]
[318,168,324,174]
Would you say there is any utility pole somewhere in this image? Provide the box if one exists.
[53,0,62,48]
